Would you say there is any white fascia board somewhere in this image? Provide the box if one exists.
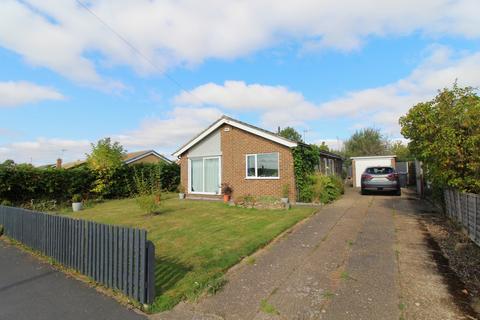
[172,118,297,158]
[350,155,396,160]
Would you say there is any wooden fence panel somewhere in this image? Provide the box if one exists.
[444,189,480,247]
[0,205,155,304]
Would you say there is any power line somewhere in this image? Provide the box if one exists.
[74,0,205,104]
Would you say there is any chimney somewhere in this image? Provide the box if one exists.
[56,158,62,169]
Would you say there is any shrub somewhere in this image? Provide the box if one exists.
[304,173,343,204]
[1,199,12,206]
[136,194,162,214]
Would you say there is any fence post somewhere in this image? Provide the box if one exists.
[145,240,156,304]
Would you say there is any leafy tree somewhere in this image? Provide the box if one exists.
[318,141,330,152]
[399,84,480,193]
[343,128,389,159]
[279,127,303,142]
[86,138,126,196]
[388,141,412,161]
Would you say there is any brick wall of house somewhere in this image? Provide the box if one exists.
[220,124,296,201]
[177,124,297,201]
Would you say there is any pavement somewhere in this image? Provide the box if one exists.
[155,188,474,320]
[0,240,146,320]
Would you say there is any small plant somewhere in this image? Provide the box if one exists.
[72,194,82,203]
[0,199,12,206]
[340,271,350,280]
[136,194,162,215]
[322,290,335,299]
[282,184,290,198]
[221,183,233,196]
[245,256,256,265]
[178,185,185,193]
[0,224,4,237]
[260,299,279,315]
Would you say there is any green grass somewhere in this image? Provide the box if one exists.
[64,194,316,312]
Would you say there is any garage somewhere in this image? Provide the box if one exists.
[351,155,397,188]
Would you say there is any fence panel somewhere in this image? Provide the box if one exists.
[0,205,155,304]
[444,189,480,247]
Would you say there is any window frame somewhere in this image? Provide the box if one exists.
[245,152,280,180]
[188,156,222,195]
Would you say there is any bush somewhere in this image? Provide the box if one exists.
[1,199,12,206]
[136,194,162,214]
[304,173,343,204]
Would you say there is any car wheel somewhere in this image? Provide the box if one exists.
[395,189,401,196]
[361,188,367,195]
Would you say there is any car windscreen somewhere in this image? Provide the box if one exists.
[365,167,394,174]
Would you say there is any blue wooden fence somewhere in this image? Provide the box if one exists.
[0,205,155,304]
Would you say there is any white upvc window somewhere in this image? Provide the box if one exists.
[188,156,221,194]
[245,152,280,179]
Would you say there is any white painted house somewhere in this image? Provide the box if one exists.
[351,155,397,188]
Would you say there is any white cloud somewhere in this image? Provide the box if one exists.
[317,46,480,134]
[174,46,480,136]
[0,107,222,165]
[0,138,90,165]
[114,107,223,150]
[316,139,345,152]
[0,81,64,107]
[0,0,479,85]
[174,81,319,127]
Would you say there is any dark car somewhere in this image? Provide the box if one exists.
[361,166,401,195]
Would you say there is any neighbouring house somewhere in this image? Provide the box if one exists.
[172,116,343,202]
[42,150,171,169]
[350,155,397,188]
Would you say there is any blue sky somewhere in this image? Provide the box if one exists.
[1,0,479,164]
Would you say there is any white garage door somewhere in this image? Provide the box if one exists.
[354,158,393,187]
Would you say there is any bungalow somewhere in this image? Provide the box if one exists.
[43,150,171,169]
[172,116,343,202]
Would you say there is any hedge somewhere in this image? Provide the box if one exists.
[0,162,180,205]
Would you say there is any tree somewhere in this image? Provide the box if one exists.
[279,127,303,142]
[318,142,330,152]
[388,141,412,161]
[343,128,389,159]
[399,84,480,193]
[86,138,126,196]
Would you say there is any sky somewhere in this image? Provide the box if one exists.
[1,0,480,165]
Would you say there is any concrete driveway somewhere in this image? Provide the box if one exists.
[156,188,476,320]
[0,241,146,320]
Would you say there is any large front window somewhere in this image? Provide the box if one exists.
[246,153,279,178]
[190,157,220,193]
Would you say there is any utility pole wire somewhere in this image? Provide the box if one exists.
[74,0,205,105]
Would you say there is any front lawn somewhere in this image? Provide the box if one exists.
[65,195,317,312]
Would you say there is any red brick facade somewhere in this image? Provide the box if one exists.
[178,124,297,201]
